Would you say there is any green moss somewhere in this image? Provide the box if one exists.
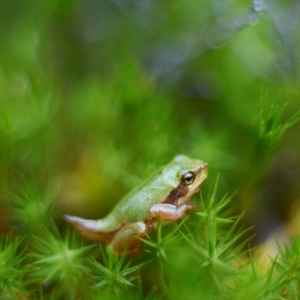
[1,0,300,299]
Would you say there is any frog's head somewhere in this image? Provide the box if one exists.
[162,155,208,205]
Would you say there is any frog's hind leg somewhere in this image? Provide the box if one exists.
[110,221,148,256]
[64,215,113,242]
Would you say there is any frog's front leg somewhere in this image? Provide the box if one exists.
[149,202,197,220]
[110,221,148,256]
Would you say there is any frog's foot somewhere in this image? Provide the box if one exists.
[149,202,197,220]
[64,215,113,242]
[110,221,148,256]
[186,202,199,212]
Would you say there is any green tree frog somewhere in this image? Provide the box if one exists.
[64,155,208,255]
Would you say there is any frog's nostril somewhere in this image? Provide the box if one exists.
[200,163,208,171]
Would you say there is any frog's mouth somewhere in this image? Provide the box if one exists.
[193,164,208,192]
[195,182,204,193]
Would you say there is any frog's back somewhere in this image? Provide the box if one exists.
[110,172,175,223]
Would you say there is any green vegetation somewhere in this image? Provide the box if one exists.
[1,0,300,299]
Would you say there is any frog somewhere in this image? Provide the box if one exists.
[64,155,208,255]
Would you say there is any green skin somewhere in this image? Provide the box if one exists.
[64,155,208,255]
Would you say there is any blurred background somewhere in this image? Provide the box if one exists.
[0,0,300,248]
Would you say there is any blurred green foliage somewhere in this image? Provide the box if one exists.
[1,0,300,298]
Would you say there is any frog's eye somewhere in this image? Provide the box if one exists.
[181,171,195,185]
